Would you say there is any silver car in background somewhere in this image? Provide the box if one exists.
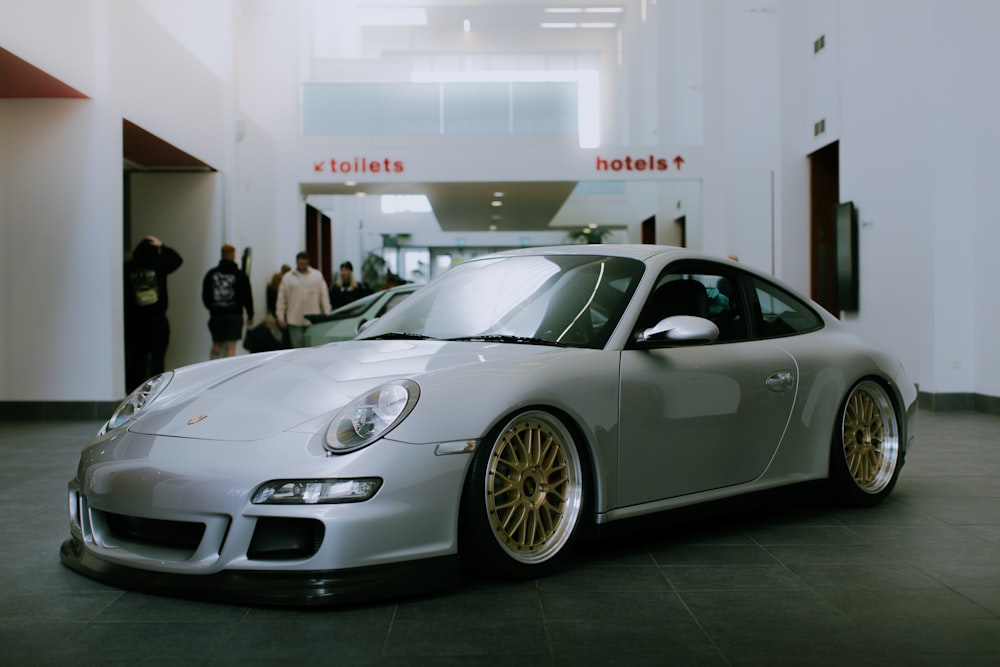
[61,245,916,605]
[303,284,419,346]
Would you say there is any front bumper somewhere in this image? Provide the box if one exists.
[61,430,474,604]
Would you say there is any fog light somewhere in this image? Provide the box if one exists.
[251,478,383,505]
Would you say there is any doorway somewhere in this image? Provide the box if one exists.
[809,141,839,314]
[305,204,333,286]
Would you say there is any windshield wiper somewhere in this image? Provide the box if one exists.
[445,334,567,347]
[364,332,438,341]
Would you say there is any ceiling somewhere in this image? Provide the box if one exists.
[0,46,87,98]
[305,0,635,233]
[303,180,579,232]
[123,120,215,171]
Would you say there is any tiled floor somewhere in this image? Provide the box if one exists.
[2,410,999,666]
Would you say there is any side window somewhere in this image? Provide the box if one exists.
[637,264,749,343]
[750,277,823,338]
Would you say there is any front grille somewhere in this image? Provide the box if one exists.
[247,517,324,560]
[105,512,206,551]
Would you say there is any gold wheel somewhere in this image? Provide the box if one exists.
[484,412,583,565]
[841,381,900,494]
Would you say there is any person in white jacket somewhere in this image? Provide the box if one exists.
[275,252,332,347]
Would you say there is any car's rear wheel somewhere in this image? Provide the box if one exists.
[830,379,902,506]
[460,410,587,578]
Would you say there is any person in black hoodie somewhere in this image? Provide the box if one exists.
[202,243,254,360]
[124,236,183,392]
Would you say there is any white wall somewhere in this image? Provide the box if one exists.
[232,116,280,321]
[697,0,781,274]
[0,98,121,401]
[972,1,1000,400]
[136,0,234,79]
[110,1,227,169]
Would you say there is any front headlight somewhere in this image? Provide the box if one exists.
[99,372,173,436]
[325,379,419,454]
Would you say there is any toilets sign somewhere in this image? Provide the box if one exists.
[313,156,405,174]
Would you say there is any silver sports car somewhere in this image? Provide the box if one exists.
[61,245,916,605]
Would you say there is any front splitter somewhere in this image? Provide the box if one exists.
[60,537,460,606]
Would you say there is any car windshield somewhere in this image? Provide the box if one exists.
[328,290,384,319]
[358,254,645,349]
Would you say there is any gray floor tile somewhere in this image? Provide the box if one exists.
[539,589,688,622]
[786,561,945,590]
[650,544,780,566]
[855,617,1000,655]
[817,588,996,620]
[535,564,671,592]
[661,564,806,591]
[545,618,724,665]
[383,617,549,658]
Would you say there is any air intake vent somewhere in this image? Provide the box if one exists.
[105,513,205,551]
[248,517,325,560]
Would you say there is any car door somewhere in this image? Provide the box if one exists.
[617,264,798,507]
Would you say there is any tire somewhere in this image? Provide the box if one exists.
[829,379,903,506]
[460,410,587,578]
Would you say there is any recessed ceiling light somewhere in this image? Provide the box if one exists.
[588,223,599,228]
[344,181,357,187]
[489,224,497,231]
[355,191,367,198]
[491,200,503,207]
[493,191,504,198]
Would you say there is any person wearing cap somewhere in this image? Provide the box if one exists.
[329,260,371,309]
[202,243,254,359]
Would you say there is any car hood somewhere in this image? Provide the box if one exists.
[128,339,557,442]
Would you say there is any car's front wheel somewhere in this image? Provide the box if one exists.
[460,410,587,578]
[830,379,903,506]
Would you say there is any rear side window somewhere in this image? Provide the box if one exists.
[750,277,823,338]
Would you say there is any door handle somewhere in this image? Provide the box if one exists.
[765,370,794,393]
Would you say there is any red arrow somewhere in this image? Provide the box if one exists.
[673,155,685,170]
[313,162,324,172]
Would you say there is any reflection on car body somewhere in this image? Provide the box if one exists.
[61,245,916,605]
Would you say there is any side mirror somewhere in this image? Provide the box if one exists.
[636,315,719,346]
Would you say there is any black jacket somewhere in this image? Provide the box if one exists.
[243,322,286,353]
[124,240,183,320]
[202,259,254,320]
